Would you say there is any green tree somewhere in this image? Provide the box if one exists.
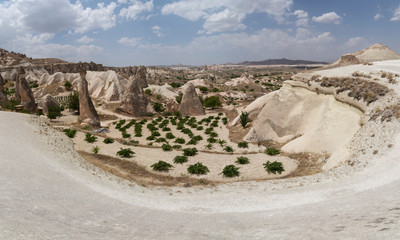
[64,81,72,91]
[240,111,250,128]
[203,96,221,109]
[67,91,79,113]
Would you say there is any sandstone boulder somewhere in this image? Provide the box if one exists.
[0,74,8,105]
[17,67,36,113]
[179,83,205,116]
[39,94,60,115]
[78,69,100,128]
[122,79,149,116]
[135,66,148,88]
[166,99,179,113]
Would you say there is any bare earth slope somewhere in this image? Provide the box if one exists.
[1,110,400,239]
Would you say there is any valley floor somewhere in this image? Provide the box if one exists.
[1,111,400,239]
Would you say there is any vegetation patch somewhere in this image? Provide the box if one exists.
[221,165,240,178]
[173,155,188,164]
[265,148,280,156]
[188,162,209,175]
[263,161,284,174]
[85,133,97,143]
[183,147,198,156]
[63,129,77,138]
[116,148,135,158]
[235,156,250,164]
[151,161,173,172]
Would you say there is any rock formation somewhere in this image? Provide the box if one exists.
[0,74,8,105]
[135,66,148,88]
[38,94,60,115]
[14,70,20,101]
[122,78,149,116]
[17,67,36,113]
[78,69,100,128]
[329,43,400,68]
[166,99,179,113]
[179,83,205,116]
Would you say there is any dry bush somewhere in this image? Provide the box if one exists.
[312,77,389,105]
[381,72,387,78]
[352,71,371,79]
[370,103,400,122]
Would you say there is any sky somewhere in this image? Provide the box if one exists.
[1,0,400,66]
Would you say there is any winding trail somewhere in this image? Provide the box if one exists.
[1,111,400,239]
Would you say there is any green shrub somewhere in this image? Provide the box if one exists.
[265,148,280,156]
[218,139,226,146]
[116,148,135,158]
[193,135,203,141]
[222,117,228,125]
[129,140,139,145]
[162,127,171,132]
[144,89,152,95]
[183,147,198,156]
[224,146,234,152]
[155,137,167,143]
[63,129,77,138]
[152,131,161,137]
[205,143,213,149]
[172,144,182,149]
[92,146,100,154]
[237,142,248,148]
[173,155,188,164]
[64,81,72,91]
[103,137,114,144]
[203,96,222,109]
[196,126,204,131]
[151,161,173,172]
[174,138,185,144]
[240,111,251,128]
[263,161,284,174]
[207,137,217,143]
[85,133,97,143]
[161,144,173,151]
[153,102,164,113]
[236,156,250,164]
[166,132,175,139]
[47,105,62,119]
[210,132,218,138]
[146,135,156,141]
[221,165,240,177]
[187,162,209,175]
[67,91,79,112]
[122,132,131,138]
[187,138,198,145]
[199,86,208,93]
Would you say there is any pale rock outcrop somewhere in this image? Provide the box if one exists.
[17,67,36,113]
[329,43,400,68]
[166,99,179,113]
[38,94,60,115]
[179,83,205,116]
[135,66,148,88]
[244,83,362,156]
[78,69,100,128]
[0,74,8,105]
[122,78,149,116]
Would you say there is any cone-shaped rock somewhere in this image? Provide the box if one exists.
[179,83,205,116]
[17,67,36,113]
[13,70,20,101]
[122,78,149,116]
[0,74,8,105]
[135,66,148,88]
[78,69,100,128]
[39,94,60,115]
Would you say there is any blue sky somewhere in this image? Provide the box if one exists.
[1,0,400,66]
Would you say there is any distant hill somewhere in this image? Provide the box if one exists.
[237,58,328,66]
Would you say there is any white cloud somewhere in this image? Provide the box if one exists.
[0,0,118,38]
[391,5,400,21]
[202,9,246,34]
[152,25,163,37]
[73,2,118,33]
[345,37,370,48]
[374,13,383,20]
[13,33,55,46]
[161,0,293,34]
[119,0,154,21]
[293,10,308,27]
[118,37,141,47]
[312,12,342,24]
[77,35,95,44]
